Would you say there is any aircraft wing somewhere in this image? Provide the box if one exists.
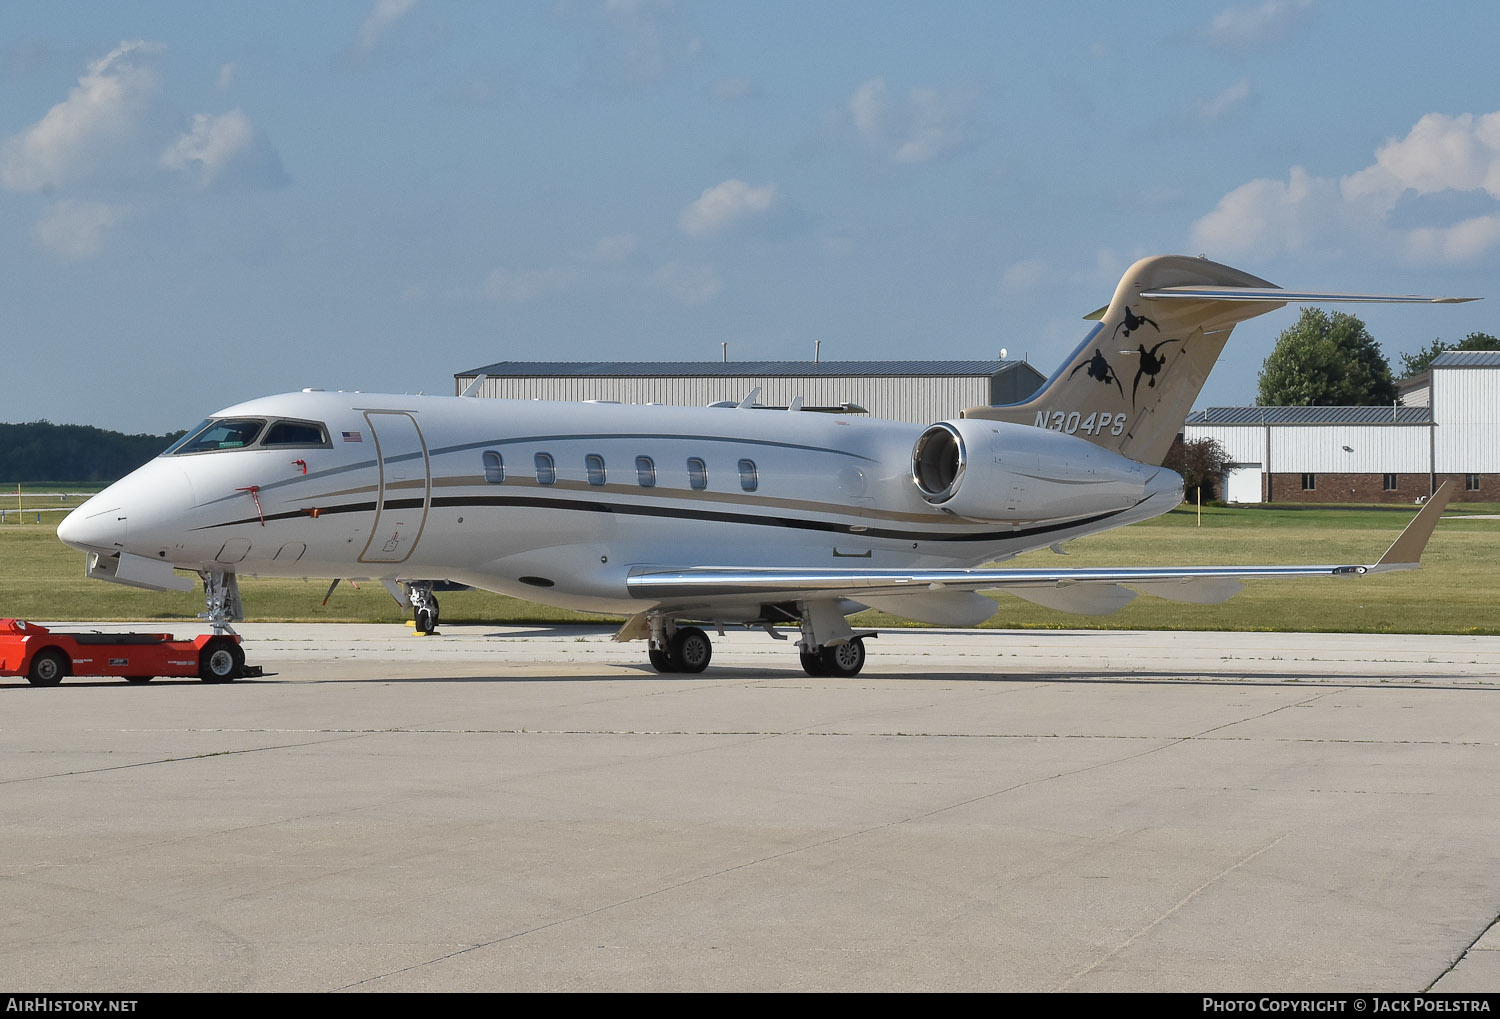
[625,482,1452,619]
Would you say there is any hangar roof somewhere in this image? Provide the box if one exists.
[458,359,1039,380]
[1431,350,1500,368]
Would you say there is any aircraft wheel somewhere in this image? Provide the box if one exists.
[818,637,865,678]
[125,676,154,684]
[799,648,827,677]
[648,646,676,673]
[199,639,244,682]
[415,607,435,634]
[27,649,68,686]
[668,626,712,674]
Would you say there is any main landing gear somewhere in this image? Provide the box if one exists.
[797,636,866,677]
[645,619,713,674]
[638,603,871,677]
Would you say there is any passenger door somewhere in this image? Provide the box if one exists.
[358,411,431,564]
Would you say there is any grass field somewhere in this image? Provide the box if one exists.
[0,503,1494,634]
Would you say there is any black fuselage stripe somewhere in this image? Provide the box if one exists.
[195,493,1129,544]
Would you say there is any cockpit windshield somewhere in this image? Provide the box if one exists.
[164,417,330,455]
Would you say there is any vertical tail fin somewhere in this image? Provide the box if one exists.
[964,255,1282,464]
[962,255,1475,465]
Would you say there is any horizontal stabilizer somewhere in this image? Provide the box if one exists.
[1142,286,1479,305]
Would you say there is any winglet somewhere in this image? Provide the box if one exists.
[1372,481,1454,571]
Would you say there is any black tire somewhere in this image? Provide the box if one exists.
[818,637,866,677]
[27,648,68,686]
[198,639,244,682]
[124,676,154,684]
[415,607,435,634]
[668,626,712,674]
[429,595,440,629]
[648,646,676,673]
[799,648,827,677]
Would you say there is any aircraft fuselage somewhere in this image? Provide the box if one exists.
[59,389,1180,617]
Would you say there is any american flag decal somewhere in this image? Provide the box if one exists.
[342,431,363,442]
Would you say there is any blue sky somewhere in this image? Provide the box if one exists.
[3,0,1498,434]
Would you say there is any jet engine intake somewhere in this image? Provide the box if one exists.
[911,418,1165,521]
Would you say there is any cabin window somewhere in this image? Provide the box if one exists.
[1301,473,1316,491]
[482,450,505,484]
[586,454,607,486]
[636,455,656,487]
[738,458,759,492]
[535,452,556,486]
[687,457,708,491]
[262,420,331,448]
[1467,473,1482,491]
[1382,473,1398,491]
[166,418,266,454]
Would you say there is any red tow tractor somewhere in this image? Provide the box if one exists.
[0,619,260,686]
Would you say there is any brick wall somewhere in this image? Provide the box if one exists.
[1265,473,1493,503]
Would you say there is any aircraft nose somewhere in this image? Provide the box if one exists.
[57,461,194,555]
[57,494,129,553]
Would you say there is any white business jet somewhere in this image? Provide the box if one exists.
[57,255,1470,677]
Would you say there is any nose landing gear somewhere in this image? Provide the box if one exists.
[408,582,441,635]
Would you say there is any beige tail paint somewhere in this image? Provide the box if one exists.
[963,255,1283,465]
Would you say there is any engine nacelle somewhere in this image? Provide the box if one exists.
[911,419,1167,521]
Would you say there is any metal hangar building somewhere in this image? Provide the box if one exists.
[1183,350,1500,504]
[453,359,1047,425]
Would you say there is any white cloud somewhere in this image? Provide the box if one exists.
[1196,0,1313,49]
[160,110,287,191]
[0,40,163,193]
[30,200,127,260]
[1342,112,1500,203]
[3,39,287,205]
[1184,78,1254,128]
[1191,111,1500,265]
[355,0,420,52]
[847,77,968,164]
[216,63,237,90]
[651,261,722,305]
[678,179,778,237]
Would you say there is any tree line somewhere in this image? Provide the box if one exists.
[0,421,185,485]
[1256,308,1499,406]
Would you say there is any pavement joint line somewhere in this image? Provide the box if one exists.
[1057,832,1293,991]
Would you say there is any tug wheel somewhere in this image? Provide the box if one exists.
[27,649,68,686]
[199,639,244,682]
